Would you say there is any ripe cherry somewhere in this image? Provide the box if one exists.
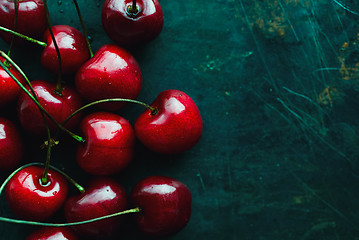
[131,175,192,236]
[135,90,203,154]
[26,227,78,240]
[5,166,68,221]
[76,112,135,175]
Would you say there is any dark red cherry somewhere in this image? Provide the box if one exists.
[17,80,83,135]
[76,112,135,175]
[135,90,203,154]
[64,178,128,239]
[5,166,68,221]
[41,25,90,75]
[0,0,46,44]
[0,56,26,107]
[75,44,142,111]
[101,0,163,47]
[26,227,78,240]
[0,117,23,171]
[131,175,192,236]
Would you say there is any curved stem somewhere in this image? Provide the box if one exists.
[72,0,93,57]
[6,0,18,59]
[0,26,46,47]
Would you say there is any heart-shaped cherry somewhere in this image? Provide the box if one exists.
[131,175,192,236]
[0,0,46,44]
[135,89,203,154]
[75,44,142,111]
[101,0,163,47]
[64,178,128,239]
[17,80,83,135]
[41,25,90,75]
[26,227,78,240]
[76,112,135,175]
[5,165,68,221]
[0,117,23,171]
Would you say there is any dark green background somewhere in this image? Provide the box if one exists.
[2,0,359,239]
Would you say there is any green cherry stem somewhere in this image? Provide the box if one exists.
[127,0,139,17]
[0,26,47,47]
[6,0,18,60]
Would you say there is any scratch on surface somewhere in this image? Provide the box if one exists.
[197,172,206,191]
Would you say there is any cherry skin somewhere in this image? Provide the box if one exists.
[0,118,23,171]
[64,178,128,239]
[17,80,83,135]
[0,0,46,44]
[5,166,68,221]
[41,25,90,75]
[26,227,78,240]
[75,44,142,111]
[131,175,192,237]
[101,0,163,47]
[76,112,135,175]
[135,90,203,154]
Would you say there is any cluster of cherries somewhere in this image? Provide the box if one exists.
[0,0,203,239]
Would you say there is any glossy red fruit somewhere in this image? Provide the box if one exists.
[0,0,46,43]
[41,25,90,75]
[17,80,83,135]
[64,178,128,239]
[76,112,135,175]
[75,44,142,111]
[0,118,23,171]
[131,175,192,236]
[135,90,203,154]
[5,166,68,221]
[26,227,78,240]
[101,0,163,47]
[0,56,26,107]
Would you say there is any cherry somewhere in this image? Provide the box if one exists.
[17,80,83,135]
[135,89,203,154]
[0,0,46,44]
[101,0,164,47]
[131,175,192,236]
[75,44,142,111]
[5,166,68,221]
[26,227,78,240]
[64,178,128,239]
[0,117,23,171]
[76,112,135,175]
[41,25,90,75]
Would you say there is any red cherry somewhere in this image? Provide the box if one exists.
[0,56,26,107]
[76,112,135,175]
[75,44,142,111]
[0,117,23,171]
[17,80,83,135]
[135,90,203,154]
[26,227,78,240]
[41,25,90,75]
[131,175,192,236]
[64,178,128,239]
[5,166,68,221]
[101,0,163,47]
[0,0,46,44]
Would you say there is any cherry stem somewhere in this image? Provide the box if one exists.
[40,127,54,186]
[62,98,158,126]
[127,0,138,16]
[0,26,47,47]
[0,51,85,143]
[6,0,18,61]
[72,0,93,57]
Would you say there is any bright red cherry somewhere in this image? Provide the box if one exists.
[0,56,26,107]
[75,44,142,111]
[0,118,23,171]
[131,175,192,236]
[101,0,163,47]
[0,0,46,44]
[41,25,90,75]
[76,112,135,175]
[64,178,128,239]
[5,166,68,221]
[17,80,83,135]
[135,90,203,154]
[26,227,78,240]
